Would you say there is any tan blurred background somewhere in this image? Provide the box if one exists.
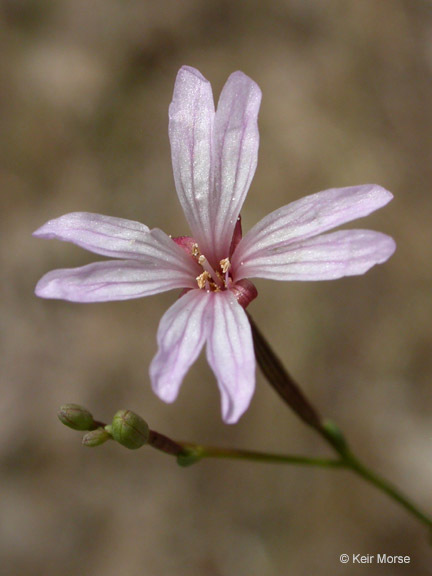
[1,0,432,574]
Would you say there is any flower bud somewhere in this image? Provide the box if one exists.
[82,427,111,447]
[110,409,149,450]
[58,404,95,431]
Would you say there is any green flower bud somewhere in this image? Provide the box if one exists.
[110,409,149,450]
[82,427,111,447]
[58,404,95,431]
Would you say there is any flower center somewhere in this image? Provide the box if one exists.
[193,244,232,292]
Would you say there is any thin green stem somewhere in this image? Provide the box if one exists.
[177,441,432,529]
[247,313,432,533]
[344,452,432,529]
[60,395,432,532]
[180,444,346,468]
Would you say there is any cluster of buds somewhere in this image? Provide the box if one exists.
[57,404,194,462]
[58,404,150,450]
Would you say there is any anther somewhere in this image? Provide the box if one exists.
[220,258,231,274]
[196,271,211,289]
[198,255,223,288]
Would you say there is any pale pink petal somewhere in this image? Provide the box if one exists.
[210,72,262,261]
[35,259,197,302]
[206,291,255,424]
[168,66,215,257]
[234,229,396,281]
[33,213,150,257]
[33,213,199,277]
[150,289,209,403]
[232,184,393,276]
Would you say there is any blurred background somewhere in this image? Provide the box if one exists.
[1,1,432,574]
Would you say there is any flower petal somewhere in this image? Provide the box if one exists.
[206,291,255,424]
[211,72,262,261]
[150,289,209,403]
[35,259,197,302]
[33,212,151,257]
[33,212,199,276]
[234,229,396,281]
[232,184,393,277]
[168,66,215,257]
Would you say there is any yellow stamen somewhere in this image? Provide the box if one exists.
[196,271,211,289]
[220,258,231,274]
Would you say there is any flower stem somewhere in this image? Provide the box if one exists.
[148,429,185,456]
[177,444,345,468]
[58,394,432,531]
[343,451,432,529]
[248,313,432,532]
[176,441,432,529]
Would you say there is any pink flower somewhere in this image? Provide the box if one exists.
[34,66,396,423]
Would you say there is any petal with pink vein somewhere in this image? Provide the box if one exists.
[206,291,255,424]
[150,289,210,403]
